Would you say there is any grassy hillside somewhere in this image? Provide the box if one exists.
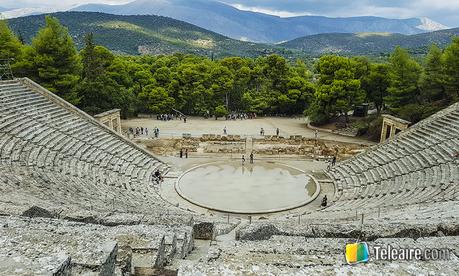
[281,29,459,56]
[8,11,457,58]
[73,0,444,43]
[8,11,292,57]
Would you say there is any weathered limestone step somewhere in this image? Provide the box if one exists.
[0,217,118,276]
[0,216,195,275]
[179,235,459,275]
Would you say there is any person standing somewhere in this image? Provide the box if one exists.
[276,128,280,136]
[223,126,227,135]
[327,157,332,170]
[332,155,337,167]
[185,149,188,158]
[250,152,254,164]
[154,170,163,183]
[321,195,328,207]
[184,117,187,123]
[242,155,245,165]
[180,149,183,158]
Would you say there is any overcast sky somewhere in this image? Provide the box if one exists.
[1,0,458,27]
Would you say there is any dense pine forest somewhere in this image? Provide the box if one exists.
[1,16,458,137]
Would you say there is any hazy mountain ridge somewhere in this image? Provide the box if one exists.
[7,11,458,58]
[72,0,448,43]
[1,7,59,19]
[281,28,459,55]
[7,12,288,57]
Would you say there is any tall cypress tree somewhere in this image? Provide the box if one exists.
[81,33,100,81]
[420,44,446,102]
[443,37,459,100]
[385,46,422,114]
[0,20,22,60]
[76,33,135,116]
[362,63,390,115]
[24,16,82,104]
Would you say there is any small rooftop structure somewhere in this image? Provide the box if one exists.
[380,114,411,143]
[94,109,122,134]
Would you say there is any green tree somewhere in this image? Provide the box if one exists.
[442,37,459,100]
[0,20,22,60]
[214,105,228,119]
[262,55,289,92]
[220,57,250,111]
[362,63,390,115]
[285,76,315,114]
[19,16,82,104]
[310,55,365,123]
[81,33,98,81]
[420,45,446,102]
[209,64,233,110]
[385,46,422,115]
[76,34,136,117]
[138,86,175,114]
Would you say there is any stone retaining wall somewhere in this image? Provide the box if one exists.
[193,222,215,240]
[140,135,367,159]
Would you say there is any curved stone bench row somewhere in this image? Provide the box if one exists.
[323,103,459,218]
[0,131,163,191]
[0,80,182,221]
[334,107,458,173]
[328,162,457,211]
[0,164,189,225]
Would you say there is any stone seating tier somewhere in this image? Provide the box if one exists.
[0,79,189,223]
[0,216,194,275]
[325,102,458,215]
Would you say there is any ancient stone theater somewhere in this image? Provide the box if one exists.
[1,78,458,274]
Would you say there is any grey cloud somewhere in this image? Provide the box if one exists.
[221,0,458,26]
[2,0,457,26]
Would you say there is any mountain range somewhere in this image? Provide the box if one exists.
[72,0,448,43]
[7,12,289,57]
[282,28,459,56]
[7,12,459,58]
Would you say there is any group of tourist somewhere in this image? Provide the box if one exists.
[157,114,175,121]
[157,114,187,123]
[179,149,189,158]
[225,113,256,120]
[128,126,160,138]
[129,127,149,137]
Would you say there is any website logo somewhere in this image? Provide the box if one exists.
[345,242,369,264]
